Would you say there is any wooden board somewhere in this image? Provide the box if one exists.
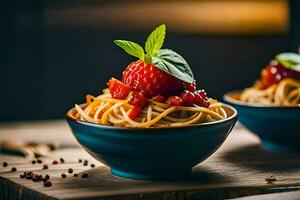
[1,121,300,200]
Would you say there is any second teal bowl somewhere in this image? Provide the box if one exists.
[66,104,238,180]
[224,91,300,153]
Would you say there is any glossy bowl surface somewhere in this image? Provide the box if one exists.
[66,104,238,180]
[224,91,300,153]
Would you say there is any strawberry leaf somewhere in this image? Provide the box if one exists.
[275,52,300,72]
[114,40,144,60]
[152,49,194,83]
[145,24,166,57]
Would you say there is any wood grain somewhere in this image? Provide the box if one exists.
[1,122,300,200]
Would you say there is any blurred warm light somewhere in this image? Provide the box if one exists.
[46,0,289,35]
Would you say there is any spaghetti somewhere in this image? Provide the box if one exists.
[70,90,228,128]
[240,78,300,106]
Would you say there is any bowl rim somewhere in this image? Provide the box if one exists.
[65,103,238,131]
[223,90,300,109]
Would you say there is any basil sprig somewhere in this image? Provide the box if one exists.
[275,52,300,72]
[113,24,194,83]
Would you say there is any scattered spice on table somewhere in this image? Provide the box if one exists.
[52,160,58,165]
[45,174,50,180]
[83,160,88,166]
[81,173,88,178]
[32,160,36,164]
[44,181,52,187]
[265,174,277,184]
[3,161,8,167]
[78,159,82,163]
[68,168,73,173]
[32,174,42,182]
[43,164,48,170]
[74,173,78,177]
[11,167,17,172]
[37,159,42,164]
[61,173,67,178]
[90,164,95,168]
[60,158,64,163]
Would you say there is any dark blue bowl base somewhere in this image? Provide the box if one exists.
[262,140,300,153]
[110,168,192,180]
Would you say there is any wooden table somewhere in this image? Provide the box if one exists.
[1,121,300,200]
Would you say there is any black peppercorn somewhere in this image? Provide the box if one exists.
[60,158,64,163]
[32,174,41,182]
[52,160,58,165]
[78,159,82,163]
[3,162,8,167]
[11,167,17,172]
[74,173,78,177]
[45,174,50,180]
[61,173,67,178]
[43,164,48,170]
[44,181,52,187]
[37,159,42,164]
[31,160,36,164]
[90,164,95,168]
[68,168,73,173]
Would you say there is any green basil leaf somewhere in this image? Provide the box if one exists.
[275,52,300,72]
[152,49,194,83]
[114,40,144,60]
[145,24,166,57]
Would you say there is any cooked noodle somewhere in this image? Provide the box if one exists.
[240,78,300,106]
[69,90,228,128]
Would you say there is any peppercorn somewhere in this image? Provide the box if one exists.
[43,164,48,170]
[60,158,64,163]
[25,174,32,179]
[83,160,88,166]
[32,174,41,182]
[52,160,58,165]
[32,160,36,164]
[45,174,50,180]
[11,167,17,172]
[37,159,42,164]
[74,173,78,177]
[44,181,52,187]
[90,164,95,168]
[68,168,73,173]
[78,159,82,163]
[61,173,67,178]
[3,162,8,167]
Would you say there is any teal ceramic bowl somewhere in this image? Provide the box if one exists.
[224,91,300,153]
[66,104,238,180]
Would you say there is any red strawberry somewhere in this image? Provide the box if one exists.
[128,91,148,107]
[107,78,131,99]
[259,60,300,89]
[165,96,183,106]
[179,90,195,106]
[180,90,209,107]
[152,95,166,103]
[128,106,142,120]
[195,89,208,100]
[193,93,210,108]
[184,80,197,92]
[122,60,183,97]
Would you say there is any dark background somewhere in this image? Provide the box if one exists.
[0,0,299,121]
